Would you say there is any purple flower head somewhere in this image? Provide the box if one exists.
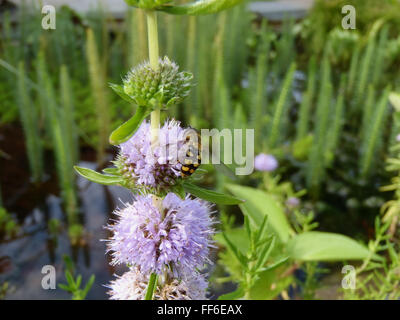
[254,153,278,172]
[116,120,199,193]
[106,193,215,275]
[396,134,400,142]
[116,120,183,192]
[107,268,208,300]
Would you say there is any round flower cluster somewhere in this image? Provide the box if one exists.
[254,153,278,172]
[107,268,208,300]
[106,193,215,275]
[115,119,191,194]
[123,57,193,108]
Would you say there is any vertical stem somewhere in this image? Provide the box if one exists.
[146,10,160,147]
[145,272,158,300]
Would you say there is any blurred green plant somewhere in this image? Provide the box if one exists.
[0,207,19,239]
[58,255,95,300]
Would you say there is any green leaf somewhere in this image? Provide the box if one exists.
[76,275,82,288]
[58,284,71,292]
[389,92,400,112]
[258,256,289,273]
[102,167,119,175]
[74,166,123,185]
[226,184,293,243]
[288,232,371,261]
[159,0,243,15]
[249,268,292,300]
[222,232,248,268]
[183,182,244,205]
[255,237,275,271]
[82,275,95,299]
[109,83,135,104]
[218,286,245,300]
[65,270,75,288]
[215,227,249,254]
[109,105,151,145]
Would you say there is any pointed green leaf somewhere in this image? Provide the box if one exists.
[183,182,244,205]
[109,83,135,104]
[288,232,371,261]
[82,275,95,299]
[74,166,123,185]
[159,0,243,15]
[255,237,275,271]
[102,167,119,175]
[109,105,151,145]
[222,232,248,268]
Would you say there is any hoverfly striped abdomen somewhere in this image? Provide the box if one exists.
[180,128,201,177]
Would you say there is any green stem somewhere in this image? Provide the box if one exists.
[145,272,158,300]
[146,10,160,147]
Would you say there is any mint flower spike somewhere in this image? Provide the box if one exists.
[123,56,193,109]
[106,193,215,276]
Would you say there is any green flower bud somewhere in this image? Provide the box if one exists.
[124,0,172,10]
[123,56,193,108]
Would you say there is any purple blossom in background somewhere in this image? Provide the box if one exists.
[118,120,190,191]
[396,134,400,142]
[254,153,278,172]
[106,193,215,275]
[286,197,300,208]
[107,268,208,300]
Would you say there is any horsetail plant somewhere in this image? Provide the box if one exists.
[75,0,244,300]
[16,61,44,183]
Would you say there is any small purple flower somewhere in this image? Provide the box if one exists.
[396,134,400,142]
[106,193,215,275]
[116,120,194,192]
[107,268,208,300]
[254,153,278,172]
[286,197,300,208]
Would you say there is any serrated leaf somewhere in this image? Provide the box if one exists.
[288,232,371,261]
[160,0,243,15]
[183,182,244,205]
[109,105,151,145]
[74,166,123,185]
